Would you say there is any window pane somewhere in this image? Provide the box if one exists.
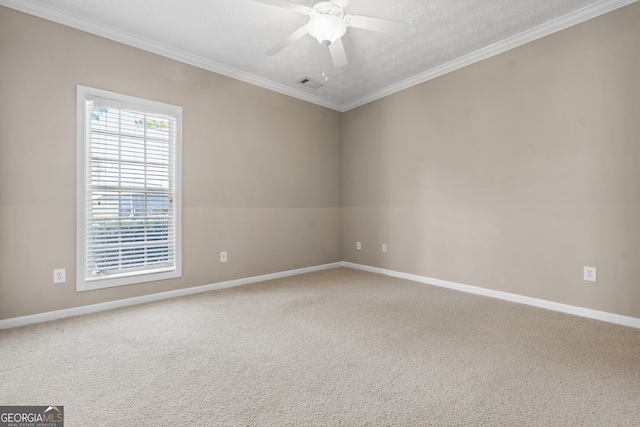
[79,87,181,290]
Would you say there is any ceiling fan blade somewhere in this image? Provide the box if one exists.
[331,0,353,7]
[329,38,348,68]
[346,14,409,35]
[250,0,312,14]
[265,25,309,56]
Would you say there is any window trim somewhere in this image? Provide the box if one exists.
[76,85,182,292]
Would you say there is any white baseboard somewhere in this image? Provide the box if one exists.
[3,261,639,330]
[343,262,640,329]
[0,262,342,330]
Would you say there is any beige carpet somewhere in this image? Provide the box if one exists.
[1,267,640,426]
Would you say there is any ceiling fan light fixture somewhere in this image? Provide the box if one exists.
[308,14,347,45]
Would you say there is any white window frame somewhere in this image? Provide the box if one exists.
[76,85,182,291]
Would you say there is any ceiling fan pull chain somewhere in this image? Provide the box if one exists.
[323,42,329,82]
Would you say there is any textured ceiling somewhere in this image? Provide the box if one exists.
[1,0,636,111]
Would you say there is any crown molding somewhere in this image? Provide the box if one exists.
[1,0,637,112]
[342,0,638,111]
[0,0,344,111]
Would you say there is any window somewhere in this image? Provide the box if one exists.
[76,86,182,291]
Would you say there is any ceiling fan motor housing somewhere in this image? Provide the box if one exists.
[308,1,347,45]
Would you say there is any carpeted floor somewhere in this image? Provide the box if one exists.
[1,267,640,426]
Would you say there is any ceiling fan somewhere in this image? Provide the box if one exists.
[251,0,409,68]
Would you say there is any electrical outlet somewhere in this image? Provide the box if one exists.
[584,266,597,282]
[382,244,387,253]
[53,268,66,284]
[356,241,361,251]
[220,251,228,263]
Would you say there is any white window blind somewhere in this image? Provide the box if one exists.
[77,86,182,291]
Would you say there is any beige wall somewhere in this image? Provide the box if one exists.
[343,3,640,318]
[2,3,640,321]
[0,7,342,319]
